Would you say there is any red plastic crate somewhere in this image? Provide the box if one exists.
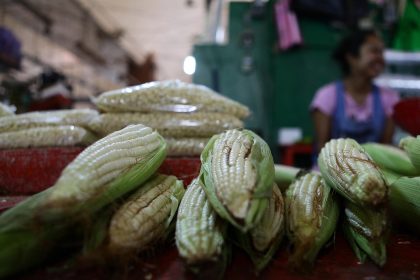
[0,147,201,195]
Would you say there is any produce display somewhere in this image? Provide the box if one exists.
[0,129,419,279]
[0,81,418,279]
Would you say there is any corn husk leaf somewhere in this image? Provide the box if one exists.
[389,176,420,235]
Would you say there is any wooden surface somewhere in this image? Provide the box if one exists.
[12,230,420,280]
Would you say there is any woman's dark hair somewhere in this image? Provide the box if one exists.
[332,29,378,76]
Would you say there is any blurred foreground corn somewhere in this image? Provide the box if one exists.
[399,136,420,171]
[0,124,167,278]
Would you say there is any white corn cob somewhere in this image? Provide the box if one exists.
[250,183,284,252]
[109,174,184,251]
[48,124,165,204]
[286,172,339,268]
[318,138,387,207]
[0,109,98,133]
[0,125,97,149]
[88,112,244,138]
[166,137,209,156]
[200,129,275,232]
[212,129,258,219]
[93,80,250,119]
[176,178,226,265]
[0,103,16,117]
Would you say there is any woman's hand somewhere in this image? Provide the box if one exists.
[312,109,331,153]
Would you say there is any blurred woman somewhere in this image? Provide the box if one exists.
[310,29,400,154]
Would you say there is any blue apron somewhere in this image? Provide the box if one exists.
[332,81,385,143]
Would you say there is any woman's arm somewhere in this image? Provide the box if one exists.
[381,117,395,144]
[312,109,331,153]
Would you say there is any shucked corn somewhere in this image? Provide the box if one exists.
[93,80,250,119]
[88,112,243,138]
[0,108,98,133]
[0,125,97,149]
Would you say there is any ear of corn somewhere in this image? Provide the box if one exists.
[0,109,98,133]
[0,125,97,149]
[176,178,228,278]
[399,136,420,171]
[342,219,368,263]
[362,143,420,176]
[88,112,244,138]
[234,183,285,273]
[285,172,339,270]
[200,129,274,232]
[342,201,389,266]
[93,80,250,119]
[388,176,420,235]
[109,174,184,252]
[318,138,388,207]
[0,124,167,278]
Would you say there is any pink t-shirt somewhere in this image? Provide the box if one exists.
[310,82,400,121]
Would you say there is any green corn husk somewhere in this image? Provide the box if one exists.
[285,172,339,270]
[234,183,285,273]
[399,136,420,171]
[0,124,167,278]
[388,176,420,235]
[176,178,229,279]
[362,142,420,176]
[200,129,274,232]
[318,138,388,207]
[342,201,389,266]
[274,164,301,193]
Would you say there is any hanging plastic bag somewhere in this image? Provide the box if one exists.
[275,0,303,50]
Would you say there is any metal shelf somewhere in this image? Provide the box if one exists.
[385,50,420,64]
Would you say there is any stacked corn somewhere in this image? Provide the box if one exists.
[90,80,250,156]
[0,108,99,148]
[316,137,420,267]
[176,129,286,275]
